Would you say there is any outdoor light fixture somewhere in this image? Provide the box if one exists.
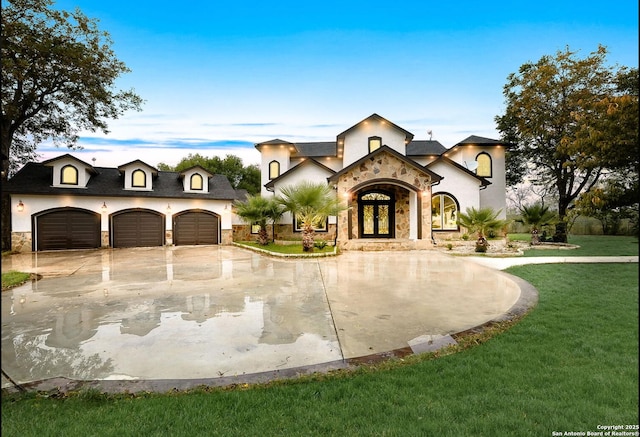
[101,202,107,212]
[166,204,171,213]
[17,200,24,212]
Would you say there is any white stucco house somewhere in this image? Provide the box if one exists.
[4,113,508,253]
[252,113,508,250]
[4,154,237,252]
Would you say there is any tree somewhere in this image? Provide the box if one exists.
[276,182,346,252]
[1,0,143,249]
[572,182,638,236]
[158,153,261,195]
[457,207,509,252]
[496,46,636,242]
[516,203,557,245]
[233,195,284,245]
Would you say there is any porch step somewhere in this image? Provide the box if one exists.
[339,239,433,251]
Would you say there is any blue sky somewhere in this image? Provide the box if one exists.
[39,0,639,168]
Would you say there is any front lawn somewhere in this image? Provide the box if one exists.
[234,241,337,255]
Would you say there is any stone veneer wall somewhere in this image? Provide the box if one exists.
[232,224,337,243]
[11,232,32,252]
[335,150,433,247]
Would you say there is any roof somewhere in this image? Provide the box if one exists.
[328,145,443,184]
[117,159,159,175]
[453,135,510,147]
[3,163,237,200]
[293,142,337,157]
[405,140,447,156]
[336,113,414,141]
[265,158,336,190]
[41,153,99,175]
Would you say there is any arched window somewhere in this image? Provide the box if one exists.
[431,193,459,231]
[476,152,492,177]
[132,169,146,187]
[60,165,78,185]
[190,173,203,190]
[368,136,381,153]
[269,160,280,180]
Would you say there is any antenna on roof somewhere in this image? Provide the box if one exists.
[427,130,433,141]
[464,160,479,171]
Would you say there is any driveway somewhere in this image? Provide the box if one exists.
[1,246,533,393]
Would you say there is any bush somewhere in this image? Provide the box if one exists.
[462,233,470,241]
[314,240,327,249]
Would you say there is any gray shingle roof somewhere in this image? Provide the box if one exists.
[406,140,447,156]
[294,142,337,157]
[3,163,237,200]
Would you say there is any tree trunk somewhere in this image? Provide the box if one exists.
[302,225,315,252]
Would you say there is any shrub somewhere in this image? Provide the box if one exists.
[462,233,470,241]
[314,240,327,249]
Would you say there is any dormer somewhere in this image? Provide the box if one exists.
[42,154,98,188]
[117,160,158,191]
[179,165,213,193]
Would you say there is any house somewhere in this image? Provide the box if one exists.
[252,113,508,250]
[3,154,237,252]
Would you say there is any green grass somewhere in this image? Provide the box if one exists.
[235,241,337,255]
[520,234,639,257]
[2,236,638,436]
[1,270,31,290]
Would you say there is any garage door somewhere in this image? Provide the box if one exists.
[112,210,164,248]
[36,209,101,251]
[173,211,219,245]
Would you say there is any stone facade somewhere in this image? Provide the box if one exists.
[11,232,32,252]
[334,150,434,249]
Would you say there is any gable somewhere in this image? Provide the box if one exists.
[265,159,335,191]
[42,154,97,188]
[117,160,159,191]
[329,146,442,194]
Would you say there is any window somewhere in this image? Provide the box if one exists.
[132,169,146,187]
[60,165,78,185]
[476,152,492,177]
[431,193,459,231]
[269,160,280,179]
[368,136,381,153]
[294,215,327,232]
[190,173,203,190]
[251,222,261,234]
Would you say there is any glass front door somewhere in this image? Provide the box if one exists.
[359,191,394,238]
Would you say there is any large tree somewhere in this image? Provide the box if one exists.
[496,45,637,241]
[158,153,261,195]
[1,0,143,249]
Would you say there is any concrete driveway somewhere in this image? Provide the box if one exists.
[1,246,534,393]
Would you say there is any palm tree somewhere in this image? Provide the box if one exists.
[277,181,347,252]
[516,203,557,245]
[457,206,509,252]
[233,195,284,245]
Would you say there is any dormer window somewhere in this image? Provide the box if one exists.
[190,173,203,190]
[60,165,78,185]
[476,152,492,177]
[132,169,146,187]
[368,136,381,153]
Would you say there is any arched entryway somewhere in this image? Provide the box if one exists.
[358,189,395,238]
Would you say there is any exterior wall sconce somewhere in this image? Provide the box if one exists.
[17,200,24,212]
[101,202,107,213]
[166,204,172,213]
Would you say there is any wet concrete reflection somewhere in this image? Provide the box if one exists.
[1,246,521,386]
